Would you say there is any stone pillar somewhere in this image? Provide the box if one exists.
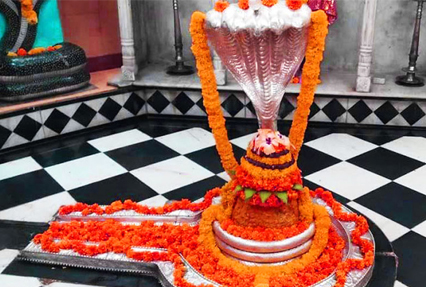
[211,0,227,85]
[117,0,137,82]
[356,0,378,92]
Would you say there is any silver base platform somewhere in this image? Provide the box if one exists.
[19,197,374,287]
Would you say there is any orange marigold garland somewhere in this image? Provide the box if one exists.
[20,0,38,25]
[312,188,375,287]
[189,12,239,176]
[289,10,329,160]
[221,219,309,241]
[58,188,221,216]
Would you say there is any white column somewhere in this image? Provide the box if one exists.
[356,0,378,92]
[117,0,137,82]
[211,0,227,85]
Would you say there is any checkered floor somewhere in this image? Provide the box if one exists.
[0,116,425,287]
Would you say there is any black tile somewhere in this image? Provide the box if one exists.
[0,220,49,250]
[401,103,426,125]
[124,92,146,115]
[355,182,426,228]
[147,90,170,113]
[172,92,194,114]
[72,103,97,127]
[303,126,333,142]
[303,179,350,204]
[69,173,158,205]
[309,102,321,119]
[163,176,226,201]
[196,97,206,113]
[44,109,71,134]
[393,231,426,287]
[99,98,122,121]
[322,99,346,121]
[0,170,64,210]
[186,145,246,174]
[374,101,398,124]
[225,122,257,140]
[13,115,42,141]
[278,97,295,119]
[351,130,405,146]
[0,125,12,148]
[32,142,99,167]
[3,259,162,287]
[366,254,397,287]
[297,146,341,176]
[348,147,424,180]
[222,94,244,117]
[106,140,179,171]
[348,100,372,123]
[246,101,256,116]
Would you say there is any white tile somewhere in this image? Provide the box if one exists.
[347,202,409,242]
[305,162,391,200]
[131,156,214,194]
[305,133,377,160]
[2,133,28,149]
[395,165,426,196]
[0,192,76,222]
[217,171,231,182]
[382,136,426,162]
[0,274,41,287]
[156,128,216,155]
[0,249,19,273]
[61,119,85,134]
[0,157,41,181]
[88,129,151,152]
[46,154,127,190]
[85,98,107,112]
[393,281,408,287]
[0,115,24,131]
[230,132,257,150]
[412,220,426,238]
[138,195,168,207]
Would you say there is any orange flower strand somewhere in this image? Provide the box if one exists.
[221,219,309,241]
[312,188,375,287]
[190,11,239,176]
[214,0,230,12]
[20,0,38,24]
[235,165,302,192]
[289,10,329,160]
[58,188,220,216]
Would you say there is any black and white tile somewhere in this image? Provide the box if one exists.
[0,91,146,151]
[0,114,425,287]
[2,87,426,153]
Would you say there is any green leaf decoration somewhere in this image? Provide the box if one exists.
[244,189,256,200]
[293,184,304,191]
[259,191,272,203]
[234,185,243,192]
[276,192,288,204]
[227,170,236,175]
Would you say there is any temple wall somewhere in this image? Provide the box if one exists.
[133,0,426,76]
